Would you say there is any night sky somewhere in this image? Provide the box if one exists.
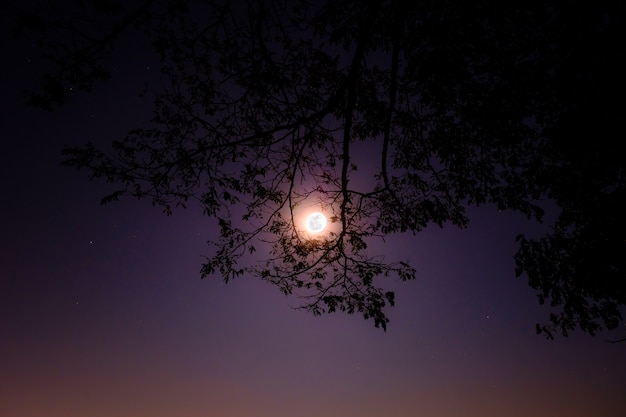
[2,4,626,417]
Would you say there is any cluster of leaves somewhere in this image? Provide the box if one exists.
[514,6,626,338]
[15,0,625,334]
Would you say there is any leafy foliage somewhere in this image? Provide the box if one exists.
[514,9,626,338]
[15,0,625,334]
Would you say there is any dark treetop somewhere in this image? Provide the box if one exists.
[14,0,625,337]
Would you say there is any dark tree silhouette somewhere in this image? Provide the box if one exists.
[14,0,625,336]
[513,6,626,338]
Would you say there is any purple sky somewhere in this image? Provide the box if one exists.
[1,11,625,417]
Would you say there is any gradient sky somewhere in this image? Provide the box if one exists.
[1,7,625,417]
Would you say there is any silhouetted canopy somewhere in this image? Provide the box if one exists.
[14,0,625,337]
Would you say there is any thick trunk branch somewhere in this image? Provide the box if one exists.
[340,1,383,236]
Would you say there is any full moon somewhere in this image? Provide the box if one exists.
[305,212,327,233]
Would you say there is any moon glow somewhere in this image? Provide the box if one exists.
[305,212,327,233]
